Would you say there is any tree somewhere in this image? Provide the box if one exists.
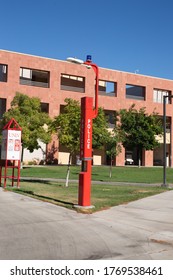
[52,98,81,187]
[52,98,110,186]
[105,129,122,178]
[118,104,163,166]
[0,92,52,164]
[53,98,81,187]
[104,112,122,178]
[92,107,110,149]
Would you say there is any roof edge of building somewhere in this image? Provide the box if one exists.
[0,49,172,82]
[0,48,65,64]
[100,66,173,82]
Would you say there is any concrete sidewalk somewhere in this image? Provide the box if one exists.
[0,187,173,260]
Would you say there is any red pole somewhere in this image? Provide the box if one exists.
[84,61,99,119]
[79,97,93,206]
[12,160,15,187]
[17,160,20,188]
[4,159,7,188]
[78,57,99,207]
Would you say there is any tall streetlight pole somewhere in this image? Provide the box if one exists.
[67,55,99,208]
[162,95,173,187]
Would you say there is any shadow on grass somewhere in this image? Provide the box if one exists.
[14,189,75,207]
[20,179,51,184]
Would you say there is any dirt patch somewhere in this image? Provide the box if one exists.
[150,238,173,246]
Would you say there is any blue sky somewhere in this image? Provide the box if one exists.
[1,0,173,79]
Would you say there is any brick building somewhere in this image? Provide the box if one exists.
[0,49,173,166]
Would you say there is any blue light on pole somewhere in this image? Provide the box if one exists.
[86,55,92,62]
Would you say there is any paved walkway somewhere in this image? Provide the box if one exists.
[0,186,173,260]
[20,176,173,187]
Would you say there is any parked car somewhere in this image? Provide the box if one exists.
[125,157,134,165]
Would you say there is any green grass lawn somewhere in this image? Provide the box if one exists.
[4,165,172,213]
[18,165,173,184]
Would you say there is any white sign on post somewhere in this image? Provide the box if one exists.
[1,130,21,160]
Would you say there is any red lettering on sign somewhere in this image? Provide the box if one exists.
[8,132,20,138]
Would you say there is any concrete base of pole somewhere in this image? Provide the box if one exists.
[74,204,95,213]
[161,183,169,187]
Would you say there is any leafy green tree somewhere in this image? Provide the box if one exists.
[104,111,122,177]
[92,107,110,149]
[1,92,52,164]
[105,129,122,178]
[52,98,110,186]
[118,104,163,166]
[52,98,81,187]
[52,98,81,170]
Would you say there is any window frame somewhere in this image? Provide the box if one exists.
[126,84,145,100]
[60,74,85,93]
[153,88,171,104]
[99,80,117,97]
[20,67,50,88]
[0,64,8,82]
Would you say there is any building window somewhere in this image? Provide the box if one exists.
[104,110,116,128]
[99,80,117,97]
[153,89,171,104]
[0,98,6,118]
[0,64,7,82]
[126,84,145,100]
[20,67,49,88]
[61,74,85,92]
[41,102,49,113]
